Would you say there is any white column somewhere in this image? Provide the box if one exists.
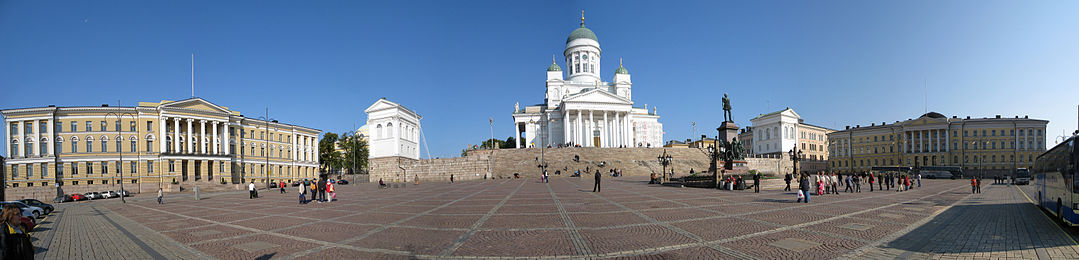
[918,130,923,153]
[212,121,219,154]
[200,120,207,154]
[602,112,608,148]
[186,119,193,153]
[613,112,620,147]
[46,118,54,155]
[563,111,569,146]
[4,120,10,158]
[159,117,166,153]
[588,110,594,147]
[223,122,231,155]
[173,119,179,153]
[514,122,521,148]
[576,110,582,145]
[32,120,40,156]
[18,121,25,157]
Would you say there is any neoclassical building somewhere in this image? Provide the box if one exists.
[512,16,663,148]
[827,112,1048,176]
[2,98,320,195]
[750,108,834,160]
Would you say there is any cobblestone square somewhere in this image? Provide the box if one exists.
[25,177,1079,259]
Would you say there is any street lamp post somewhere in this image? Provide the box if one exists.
[789,148,804,179]
[105,100,135,203]
[530,118,555,177]
[257,108,274,188]
[657,149,673,183]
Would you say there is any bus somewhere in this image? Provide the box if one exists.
[1014,168,1031,185]
[1035,136,1079,225]
[917,166,963,179]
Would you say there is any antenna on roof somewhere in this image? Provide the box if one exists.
[923,78,927,115]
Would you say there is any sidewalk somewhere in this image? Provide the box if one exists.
[845,184,1079,259]
[31,201,210,260]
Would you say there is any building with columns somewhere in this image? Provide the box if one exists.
[512,15,663,148]
[365,98,421,160]
[827,112,1048,177]
[2,98,321,194]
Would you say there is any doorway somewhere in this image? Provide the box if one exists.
[181,160,188,181]
[195,160,201,180]
[593,130,601,147]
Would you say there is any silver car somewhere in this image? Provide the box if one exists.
[4,201,45,219]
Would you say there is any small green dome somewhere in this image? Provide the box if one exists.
[615,64,628,74]
[547,62,562,71]
[567,25,598,43]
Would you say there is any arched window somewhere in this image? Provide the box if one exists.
[376,124,382,139]
[10,140,18,157]
[386,123,394,138]
[39,137,48,155]
[86,136,94,153]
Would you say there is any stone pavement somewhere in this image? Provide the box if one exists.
[28,177,1079,259]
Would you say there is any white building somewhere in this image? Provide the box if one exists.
[750,107,833,160]
[365,98,421,160]
[512,16,663,148]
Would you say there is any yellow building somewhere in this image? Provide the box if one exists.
[827,112,1047,177]
[2,98,321,196]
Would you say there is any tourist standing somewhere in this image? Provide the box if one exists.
[845,174,854,193]
[800,177,811,203]
[309,180,317,200]
[279,181,286,194]
[977,177,983,193]
[593,170,602,192]
[318,178,327,203]
[877,174,884,191]
[752,172,760,193]
[831,173,839,194]
[784,173,792,191]
[249,181,257,199]
[1,205,34,259]
[917,173,922,187]
[328,181,336,202]
[816,173,825,195]
[298,182,307,204]
[450,174,455,183]
[868,173,875,192]
[157,188,164,204]
[971,177,978,194]
[854,174,862,193]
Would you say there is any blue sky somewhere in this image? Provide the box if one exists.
[2,1,1078,158]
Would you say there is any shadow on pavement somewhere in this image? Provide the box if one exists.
[882,202,1072,254]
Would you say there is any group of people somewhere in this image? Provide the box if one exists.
[296,178,336,204]
[789,171,922,203]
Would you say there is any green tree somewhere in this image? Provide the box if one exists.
[319,132,343,174]
[340,132,369,175]
[481,138,505,149]
[501,136,516,149]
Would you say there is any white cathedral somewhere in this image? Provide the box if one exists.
[512,16,663,148]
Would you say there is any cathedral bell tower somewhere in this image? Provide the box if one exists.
[564,11,601,84]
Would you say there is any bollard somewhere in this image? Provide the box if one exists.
[195,186,200,200]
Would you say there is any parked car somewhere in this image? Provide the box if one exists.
[920,171,954,179]
[85,192,103,200]
[336,179,349,185]
[18,199,54,215]
[116,190,131,197]
[4,201,44,219]
[0,204,38,231]
[71,194,88,201]
[54,195,74,203]
[101,191,119,199]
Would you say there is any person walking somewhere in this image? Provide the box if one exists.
[971,177,978,194]
[784,173,792,191]
[544,170,549,183]
[249,181,257,199]
[800,176,811,203]
[450,174,455,183]
[279,181,286,194]
[877,173,884,191]
[309,180,317,200]
[845,174,854,193]
[868,173,875,192]
[977,177,983,193]
[157,188,164,204]
[831,173,840,194]
[854,174,862,193]
[1,205,34,259]
[816,173,825,196]
[328,181,336,202]
[298,181,307,204]
[317,178,327,203]
[753,172,761,193]
[593,170,602,192]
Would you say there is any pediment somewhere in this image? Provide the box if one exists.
[563,89,631,105]
[160,98,231,114]
[364,99,400,113]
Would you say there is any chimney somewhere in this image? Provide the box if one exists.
[1024,115,1028,119]
[845,126,850,130]
[871,123,875,126]
[952,116,957,119]
[995,115,1001,119]
[856,125,860,128]
[47,105,55,107]
[966,116,971,119]
[101,104,108,107]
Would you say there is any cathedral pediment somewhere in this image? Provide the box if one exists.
[563,89,631,105]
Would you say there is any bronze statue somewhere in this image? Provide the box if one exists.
[731,137,745,160]
[722,93,732,122]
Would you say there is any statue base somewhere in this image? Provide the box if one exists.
[718,121,739,144]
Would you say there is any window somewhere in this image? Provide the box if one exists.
[168,160,175,172]
[86,121,92,131]
[25,142,32,157]
[130,161,136,174]
[101,139,107,152]
[1010,130,1014,136]
[129,121,135,132]
[10,166,17,178]
[27,164,33,178]
[40,122,47,134]
[1038,129,1043,136]
[71,121,77,132]
[86,163,92,174]
[25,122,32,134]
[147,161,154,173]
[147,121,153,132]
[101,121,106,131]
[55,139,62,154]
[219,162,224,173]
[114,121,120,132]
[88,180,93,185]
[146,140,153,152]
[130,139,136,152]
[1020,129,1025,136]
[102,162,108,174]
[72,163,78,175]
[982,130,986,136]
[10,123,17,135]
[57,163,64,177]
[116,139,121,153]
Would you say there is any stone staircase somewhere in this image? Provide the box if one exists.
[487,147,713,179]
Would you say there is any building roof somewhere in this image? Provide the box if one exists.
[547,61,562,71]
[567,24,598,43]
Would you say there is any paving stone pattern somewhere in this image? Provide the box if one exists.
[29,177,1079,259]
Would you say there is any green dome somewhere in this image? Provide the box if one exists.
[566,25,599,43]
[547,62,562,71]
[615,64,628,74]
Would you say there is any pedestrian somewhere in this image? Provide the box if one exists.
[868,173,875,192]
[845,174,854,193]
[753,172,761,193]
[544,170,549,183]
[328,181,336,202]
[885,173,892,191]
[298,181,307,204]
[249,181,257,199]
[450,174,455,183]
[279,181,286,194]
[318,178,327,203]
[831,173,839,194]
[800,176,811,203]
[971,177,978,194]
[854,174,861,193]
[784,173,792,191]
[1,205,34,259]
[977,177,983,193]
[157,188,164,204]
[917,173,922,188]
[309,180,317,200]
[878,173,884,191]
[816,173,825,196]
[593,170,602,192]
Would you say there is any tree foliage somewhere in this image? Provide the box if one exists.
[339,132,369,175]
[318,132,343,173]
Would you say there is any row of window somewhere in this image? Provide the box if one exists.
[10,120,149,135]
[832,153,1036,168]
[8,161,149,179]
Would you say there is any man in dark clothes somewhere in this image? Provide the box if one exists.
[784,173,792,191]
[877,174,884,191]
[799,176,811,203]
[753,172,761,193]
[593,170,601,192]
[317,178,327,202]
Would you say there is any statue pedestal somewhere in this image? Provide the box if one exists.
[718,121,739,144]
